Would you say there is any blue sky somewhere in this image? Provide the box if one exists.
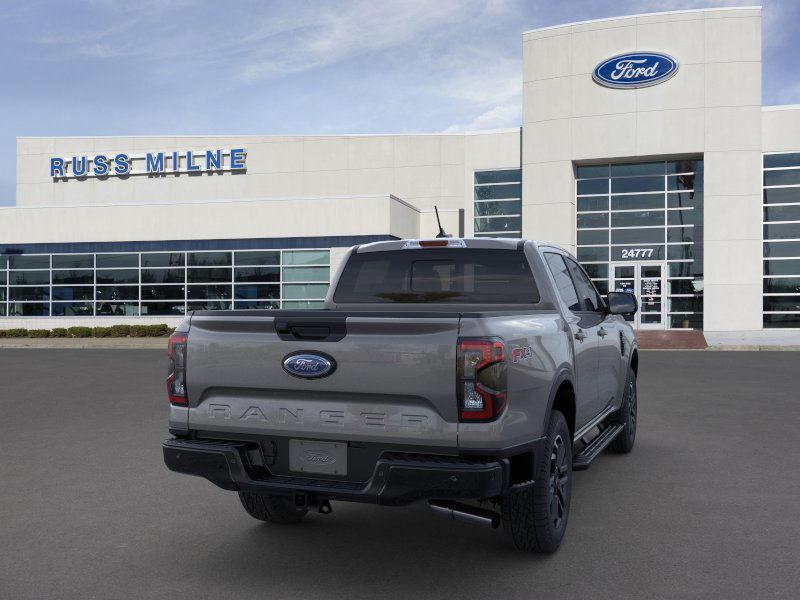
[1,0,798,206]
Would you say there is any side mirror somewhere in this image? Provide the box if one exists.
[607,291,637,315]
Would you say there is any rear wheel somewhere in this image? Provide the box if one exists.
[610,367,637,454]
[238,491,308,524]
[500,409,572,553]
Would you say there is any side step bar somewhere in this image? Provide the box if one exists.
[572,423,624,471]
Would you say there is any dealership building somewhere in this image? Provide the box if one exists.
[2,6,799,336]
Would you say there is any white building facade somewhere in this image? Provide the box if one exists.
[3,6,799,334]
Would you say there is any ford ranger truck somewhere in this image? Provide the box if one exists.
[163,238,639,553]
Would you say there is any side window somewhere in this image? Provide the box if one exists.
[564,258,603,312]
[544,253,581,312]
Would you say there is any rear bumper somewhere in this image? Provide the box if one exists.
[163,438,508,506]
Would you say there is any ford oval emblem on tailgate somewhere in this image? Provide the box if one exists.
[282,352,336,379]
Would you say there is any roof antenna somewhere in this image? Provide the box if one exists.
[434,206,451,238]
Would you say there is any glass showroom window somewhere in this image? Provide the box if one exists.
[575,159,704,329]
[763,152,800,328]
[474,169,521,238]
[0,248,330,317]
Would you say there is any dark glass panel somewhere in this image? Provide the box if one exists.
[95,286,138,301]
[9,271,49,285]
[611,228,664,244]
[187,252,232,267]
[474,184,521,200]
[95,302,138,316]
[96,254,138,268]
[577,230,608,245]
[611,210,664,228]
[667,160,703,174]
[235,300,281,310]
[764,170,800,186]
[667,191,702,209]
[583,263,608,279]
[667,227,694,243]
[611,162,664,176]
[764,314,800,328]
[8,302,49,316]
[668,262,695,277]
[474,169,520,184]
[52,254,93,269]
[9,255,49,269]
[140,253,185,268]
[764,223,800,240]
[577,196,608,212]
[0,255,6,269]
[593,279,609,295]
[282,266,330,282]
[473,216,521,233]
[764,260,800,276]
[667,209,699,225]
[234,284,280,300]
[668,279,703,295]
[763,187,800,204]
[52,270,93,284]
[577,179,608,195]
[234,251,280,266]
[764,205,800,222]
[96,269,138,284]
[187,285,232,300]
[10,287,49,301]
[763,277,800,293]
[611,176,663,194]
[764,153,800,168]
[52,302,94,316]
[234,266,280,283]
[474,200,521,216]
[187,301,232,311]
[187,267,232,283]
[0,304,5,316]
[577,212,608,228]
[669,297,703,312]
[667,245,694,260]
[141,268,185,284]
[763,241,800,258]
[140,302,186,315]
[577,247,609,262]
[52,286,93,301]
[576,165,608,179]
[141,285,185,300]
[611,194,664,210]
[669,314,703,329]
[667,173,701,191]
[763,296,800,312]
[0,289,4,301]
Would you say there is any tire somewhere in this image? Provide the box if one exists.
[610,367,637,454]
[500,409,572,553]
[238,491,308,524]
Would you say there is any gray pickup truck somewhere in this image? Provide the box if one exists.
[163,237,639,553]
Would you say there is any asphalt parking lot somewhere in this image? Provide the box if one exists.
[1,349,798,600]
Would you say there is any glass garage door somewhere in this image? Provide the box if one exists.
[576,159,704,329]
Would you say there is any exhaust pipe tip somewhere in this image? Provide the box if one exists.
[428,500,501,529]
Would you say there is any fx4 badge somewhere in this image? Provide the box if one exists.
[511,346,533,363]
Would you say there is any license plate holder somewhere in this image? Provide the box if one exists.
[289,439,347,476]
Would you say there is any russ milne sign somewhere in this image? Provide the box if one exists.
[593,52,678,89]
[50,148,246,179]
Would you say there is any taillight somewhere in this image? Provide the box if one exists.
[166,332,188,405]
[457,337,507,422]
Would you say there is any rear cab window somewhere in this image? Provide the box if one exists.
[333,248,540,304]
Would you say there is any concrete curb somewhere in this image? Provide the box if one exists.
[0,338,168,349]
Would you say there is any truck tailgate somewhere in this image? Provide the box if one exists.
[186,312,460,448]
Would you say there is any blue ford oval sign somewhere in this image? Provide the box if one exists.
[593,52,678,89]
[282,352,336,379]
